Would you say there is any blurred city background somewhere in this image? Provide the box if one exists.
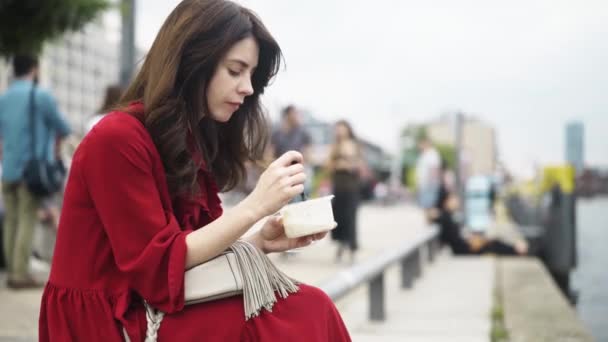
[0,0,606,341]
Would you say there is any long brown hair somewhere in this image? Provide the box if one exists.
[330,120,361,161]
[334,120,356,141]
[119,0,281,197]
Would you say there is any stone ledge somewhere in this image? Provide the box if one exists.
[498,257,593,342]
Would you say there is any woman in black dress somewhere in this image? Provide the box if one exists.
[326,120,363,263]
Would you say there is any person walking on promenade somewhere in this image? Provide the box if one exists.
[271,105,311,163]
[39,1,351,341]
[415,135,441,220]
[326,120,362,264]
[0,55,71,289]
[271,104,312,191]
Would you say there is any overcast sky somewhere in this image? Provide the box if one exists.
[129,0,608,174]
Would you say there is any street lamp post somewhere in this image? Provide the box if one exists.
[454,111,465,201]
[120,0,136,87]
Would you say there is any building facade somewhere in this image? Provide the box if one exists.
[426,114,497,176]
[0,18,121,136]
[565,121,585,173]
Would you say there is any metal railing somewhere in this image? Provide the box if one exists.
[319,227,440,321]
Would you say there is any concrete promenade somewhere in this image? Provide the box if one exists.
[0,203,496,341]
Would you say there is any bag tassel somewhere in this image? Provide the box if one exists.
[230,240,299,319]
[142,240,299,341]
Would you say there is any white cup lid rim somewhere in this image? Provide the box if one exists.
[281,195,335,211]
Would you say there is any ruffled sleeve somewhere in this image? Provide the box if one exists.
[173,166,223,231]
[171,137,223,231]
[82,114,187,314]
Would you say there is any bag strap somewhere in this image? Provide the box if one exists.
[28,82,37,159]
[27,80,51,162]
[143,302,163,342]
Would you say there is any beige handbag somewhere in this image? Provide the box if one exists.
[183,252,242,304]
[142,240,299,342]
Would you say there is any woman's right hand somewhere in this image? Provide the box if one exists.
[244,150,306,218]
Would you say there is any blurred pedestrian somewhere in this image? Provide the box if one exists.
[429,162,527,256]
[415,135,441,219]
[0,54,71,289]
[271,104,312,260]
[0,168,4,270]
[326,120,362,263]
[85,84,123,133]
[271,104,312,191]
[271,105,311,158]
[38,1,350,341]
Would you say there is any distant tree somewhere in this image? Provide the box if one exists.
[0,0,111,58]
[435,142,456,170]
[398,123,458,188]
[398,124,425,188]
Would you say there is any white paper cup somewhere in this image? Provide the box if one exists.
[281,195,337,238]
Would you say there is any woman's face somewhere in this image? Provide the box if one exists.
[334,123,350,140]
[206,36,259,123]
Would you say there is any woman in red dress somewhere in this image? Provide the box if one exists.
[38,0,351,341]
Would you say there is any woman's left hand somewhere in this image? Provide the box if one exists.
[246,216,327,253]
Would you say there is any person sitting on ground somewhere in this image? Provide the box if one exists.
[429,171,527,256]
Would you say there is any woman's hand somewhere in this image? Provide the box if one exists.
[246,216,328,254]
[243,151,306,218]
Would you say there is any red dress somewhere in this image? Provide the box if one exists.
[39,107,351,341]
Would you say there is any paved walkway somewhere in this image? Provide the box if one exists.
[272,204,495,342]
[336,254,494,342]
[0,203,495,341]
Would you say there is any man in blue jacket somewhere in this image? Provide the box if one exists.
[0,55,71,289]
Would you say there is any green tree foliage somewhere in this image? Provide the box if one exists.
[0,0,111,58]
[399,123,457,189]
[435,142,456,170]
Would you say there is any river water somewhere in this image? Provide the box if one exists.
[572,197,608,341]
